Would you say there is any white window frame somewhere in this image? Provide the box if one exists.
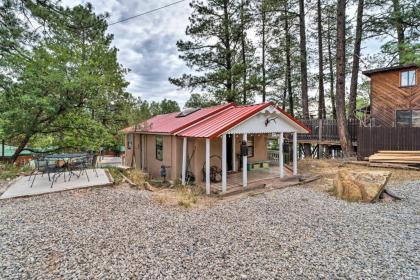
[400,70,416,87]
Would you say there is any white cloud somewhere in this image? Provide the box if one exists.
[61,0,193,107]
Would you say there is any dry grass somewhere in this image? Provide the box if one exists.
[125,169,148,187]
[151,184,212,209]
[176,185,204,208]
[299,158,420,192]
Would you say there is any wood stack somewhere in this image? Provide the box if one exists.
[369,151,420,167]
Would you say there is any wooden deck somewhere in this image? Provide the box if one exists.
[209,166,294,195]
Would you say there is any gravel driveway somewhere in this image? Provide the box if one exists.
[0,182,419,279]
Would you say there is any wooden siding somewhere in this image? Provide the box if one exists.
[370,67,420,127]
[357,127,420,158]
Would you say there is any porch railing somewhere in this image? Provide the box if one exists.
[268,149,291,164]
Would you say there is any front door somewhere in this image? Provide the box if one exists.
[227,134,233,171]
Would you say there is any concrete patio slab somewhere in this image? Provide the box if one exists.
[1,169,113,199]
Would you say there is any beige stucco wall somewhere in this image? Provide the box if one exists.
[124,133,269,184]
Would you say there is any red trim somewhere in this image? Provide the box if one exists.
[208,103,273,139]
[170,102,234,134]
[274,105,311,133]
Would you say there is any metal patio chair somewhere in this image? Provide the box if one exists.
[68,155,90,182]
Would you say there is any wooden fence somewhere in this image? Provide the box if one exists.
[298,119,359,142]
[357,127,420,158]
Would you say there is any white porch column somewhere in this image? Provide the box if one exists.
[205,138,211,195]
[181,137,187,185]
[242,133,248,188]
[279,132,284,178]
[232,135,236,172]
[293,131,298,175]
[222,134,227,193]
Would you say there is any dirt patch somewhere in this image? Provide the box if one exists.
[299,159,420,192]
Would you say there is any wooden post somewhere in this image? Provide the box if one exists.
[293,132,298,175]
[1,139,4,161]
[205,138,211,195]
[243,133,248,188]
[182,137,187,185]
[222,134,227,193]
[141,134,145,171]
[318,119,323,159]
[279,132,284,178]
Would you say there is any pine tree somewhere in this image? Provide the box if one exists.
[169,0,244,103]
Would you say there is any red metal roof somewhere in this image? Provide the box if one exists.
[176,102,274,138]
[124,103,233,134]
[122,102,310,137]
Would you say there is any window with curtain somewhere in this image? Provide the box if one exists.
[400,70,416,87]
[155,136,163,161]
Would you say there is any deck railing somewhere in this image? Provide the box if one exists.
[298,119,359,142]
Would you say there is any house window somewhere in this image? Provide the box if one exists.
[155,136,163,161]
[247,136,254,157]
[400,70,416,87]
[127,134,133,149]
[396,110,420,127]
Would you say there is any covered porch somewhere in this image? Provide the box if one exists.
[210,165,295,195]
[176,103,309,195]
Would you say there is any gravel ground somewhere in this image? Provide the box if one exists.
[0,182,419,279]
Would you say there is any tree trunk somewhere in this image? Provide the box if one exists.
[299,0,309,119]
[317,0,326,119]
[241,0,247,104]
[261,6,267,102]
[284,7,293,116]
[348,0,364,119]
[11,134,31,163]
[336,0,353,157]
[223,0,233,101]
[327,13,336,119]
[282,88,287,110]
[392,0,405,63]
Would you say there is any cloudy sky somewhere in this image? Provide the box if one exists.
[62,0,193,107]
[61,0,383,109]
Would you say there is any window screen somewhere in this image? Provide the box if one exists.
[156,136,163,161]
[400,70,416,87]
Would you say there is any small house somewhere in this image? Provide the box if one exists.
[122,102,309,194]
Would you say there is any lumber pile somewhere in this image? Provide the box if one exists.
[369,151,420,166]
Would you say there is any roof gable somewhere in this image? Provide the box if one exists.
[226,105,310,134]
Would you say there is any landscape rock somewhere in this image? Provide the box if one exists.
[334,170,391,202]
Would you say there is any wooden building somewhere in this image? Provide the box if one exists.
[363,64,419,127]
[357,64,420,158]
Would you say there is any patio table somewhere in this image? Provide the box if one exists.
[45,153,89,181]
